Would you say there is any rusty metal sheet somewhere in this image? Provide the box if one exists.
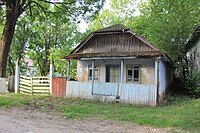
[52,77,67,97]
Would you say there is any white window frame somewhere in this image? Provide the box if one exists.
[126,65,140,83]
[88,65,99,81]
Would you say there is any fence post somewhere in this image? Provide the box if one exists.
[50,58,54,95]
[15,58,20,93]
[67,60,70,81]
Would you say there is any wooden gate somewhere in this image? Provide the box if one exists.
[19,76,50,95]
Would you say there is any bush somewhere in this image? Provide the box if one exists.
[185,69,200,97]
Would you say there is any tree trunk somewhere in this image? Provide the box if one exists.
[0,1,21,78]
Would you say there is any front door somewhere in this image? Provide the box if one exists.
[106,65,120,83]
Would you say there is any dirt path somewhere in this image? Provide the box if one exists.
[0,106,174,133]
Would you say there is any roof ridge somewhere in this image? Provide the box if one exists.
[94,24,130,33]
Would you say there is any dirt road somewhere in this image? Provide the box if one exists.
[0,106,173,133]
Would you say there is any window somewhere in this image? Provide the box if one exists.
[88,66,99,81]
[190,53,193,61]
[194,51,196,60]
[127,65,140,83]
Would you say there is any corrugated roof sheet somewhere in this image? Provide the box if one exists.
[63,51,163,60]
[94,24,130,33]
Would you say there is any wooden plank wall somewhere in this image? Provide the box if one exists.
[78,33,155,53]
[52,77,67,98]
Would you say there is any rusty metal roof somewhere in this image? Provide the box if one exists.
[94,24,130,33]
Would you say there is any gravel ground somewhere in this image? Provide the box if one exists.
[0,106,183,133]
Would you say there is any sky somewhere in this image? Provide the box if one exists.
[78,0,141,33]
[78,0,111,33]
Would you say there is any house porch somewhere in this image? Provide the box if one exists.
[66,57,159,106]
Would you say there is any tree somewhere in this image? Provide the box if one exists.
[6,16,32,76]
[26,14,80,76]
[139,0,199,79]
[88,0,199,80]
[0,0,104,78]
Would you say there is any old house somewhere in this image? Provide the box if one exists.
[63,24,173,106]
[186,26,200,70]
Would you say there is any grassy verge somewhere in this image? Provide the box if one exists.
[0,93,199,131]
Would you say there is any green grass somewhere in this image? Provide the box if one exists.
[0,93,200,131]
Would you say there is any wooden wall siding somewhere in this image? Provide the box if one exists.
[52,77,67,98]
[66,81,157,106]
[187,37,200,70]
[77,33,155,54]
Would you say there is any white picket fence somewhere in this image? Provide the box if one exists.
[19,76,50,95]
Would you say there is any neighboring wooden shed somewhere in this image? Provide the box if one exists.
[186,25,200,70]
[63,24,173,106]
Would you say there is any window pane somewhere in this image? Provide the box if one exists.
[134,69,139,82]
[127,65,140,83]
[88,66,99,81]
[134,69,139,78]
[128,70,132,78]
[89,69,92,77]
[94,69,98,80]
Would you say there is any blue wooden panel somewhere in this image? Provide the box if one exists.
[66,81,92,99]
[120,83,156,106]
[66,81,157,106]
[93,82,118,96]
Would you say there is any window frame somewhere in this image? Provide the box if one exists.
[126,65,140,83]
[88,65,99,81]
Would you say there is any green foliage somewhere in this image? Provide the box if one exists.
[1,0,105,77]
[88,0,139,31]
[1,94,200,131]
[139,0,199,61]
[6,17,32,76]
[185,70,200,97]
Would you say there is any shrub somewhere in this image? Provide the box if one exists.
[185,69,200,97]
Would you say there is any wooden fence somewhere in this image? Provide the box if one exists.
[66,81,157,106]
[19,76,50,95]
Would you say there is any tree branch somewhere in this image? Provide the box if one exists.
[38,0,75,5]
[32,1,54,14]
